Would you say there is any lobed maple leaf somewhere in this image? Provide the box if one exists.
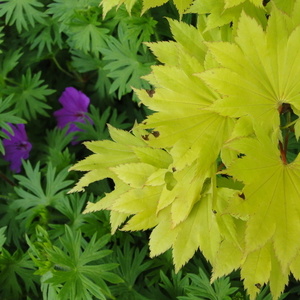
[224,132,300,298]
[70,3,300,300]
[201,7,300,135]
[137,19,235,170]
[100,0,194,17]
[186,0,265,30]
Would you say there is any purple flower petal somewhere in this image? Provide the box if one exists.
[54,87,92,135]
[58,87,90,113]
[2,123,32,173]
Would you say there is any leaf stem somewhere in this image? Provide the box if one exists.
[281,118,298,129]
[0,172,16,186]
[279,141,287,164]
[51,56,76,79]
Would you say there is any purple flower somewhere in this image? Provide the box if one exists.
[2,123,32,173]
[54,87,92,135]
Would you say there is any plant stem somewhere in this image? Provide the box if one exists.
[51,56,76,79]
[0,172,16,186]
[279,141,287,164]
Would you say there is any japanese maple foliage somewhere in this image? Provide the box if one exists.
[70,0,300,299]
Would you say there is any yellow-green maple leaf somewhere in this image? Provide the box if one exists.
[201,7,300,135]
[69,126,146,196]
[225,133,300,274]
[187,0,265,30]
[101,0,120,18]
[224,0,262,9]
[141,0,169,14]
[150,194,222,272]
[172,0,194,16]
[100,0,195,17]
[137,21,235,170]
[112,185,163,231]
[239,243,289,299]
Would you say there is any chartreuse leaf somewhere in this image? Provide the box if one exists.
[101,0,137,17]
[69,125,147,193]
[240,242,290,300]
[70,126,173,233]
[150,190,222,272]
[240,242,272,299]
[100,0,175,16]
[173,0,194,16]
[157,160,206,227]
[224,0,262,9]
[266,0,294,15]
[113,185,163,231]
[145,19,208,71]
[202,8,300,135]
[223,132,300,298]
[101,0,195,16]
[108,124,146,147]
[72,12,237,277]
[111,163,158,189]
[101,0,120,18]
[68,140,138,192]
[137,23,234,172]
[141,0,169,14]
[144,0,194,16]
[150,173,242,273]
[137,64,234,171]
[294,118,300,140]
[187,0,266,30]
[291,0,300,22]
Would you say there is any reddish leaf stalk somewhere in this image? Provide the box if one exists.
[279,141,287,164]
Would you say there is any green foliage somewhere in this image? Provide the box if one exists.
[158,270,189,299]
[0,26,4,52]
[100,23,155,99]
[39,127,76,171]
[76,105,131,141]
[5,69,55,119]
[0,227,6,251]
[67,12,108,54]
[0,248,38,299]
[45,226,122,300]
[11,162,73,234]
[178,268,238,300]
[21,18,63,56]
[2,0,300,299]
[27,225,123,300]
[0,0,46,33]
[0,95,25,154]
[109,239,153,298]
[0,49,23,85]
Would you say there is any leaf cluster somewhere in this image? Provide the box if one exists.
[2,0,300,299]
[71,1,300,299]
